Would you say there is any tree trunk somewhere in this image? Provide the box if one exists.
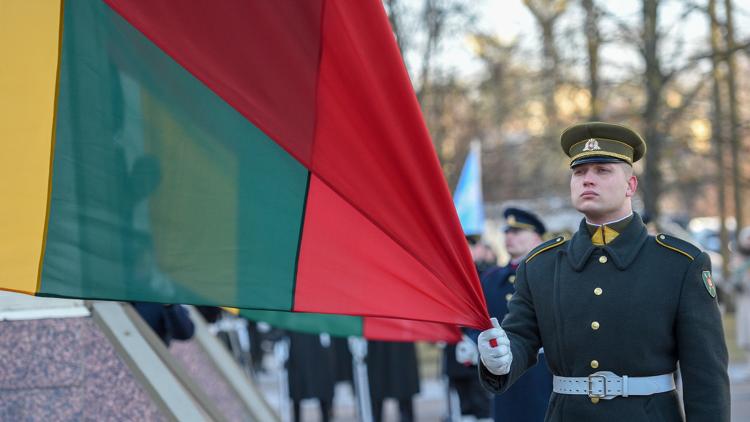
[724,0,744,236]
[384,0,408,58]
[416,0,445,106]
[523,0,567,196]
[581,0,601,120]
[709,0,731,284]
[641,0,664,221]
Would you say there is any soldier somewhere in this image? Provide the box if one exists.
[477,208,553,421]
[367,340,420,422]
[287,331,337,422]
[476,122,729,421]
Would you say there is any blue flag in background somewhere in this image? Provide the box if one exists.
[453,141,484,235]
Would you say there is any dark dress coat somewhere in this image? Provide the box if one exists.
[480,264,552,422]
[332,336,354,383]
[287,332,336,403]
[367,341,420,401]
[479,214,730,421]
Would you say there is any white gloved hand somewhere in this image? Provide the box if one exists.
[455,334,479,366]
[478,317,512,375]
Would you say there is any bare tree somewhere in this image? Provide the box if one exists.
[709,0,731,283]
[640,0,667,221]
[524,0,568,130]
[470,35,528,200]
[581,0,602,120]
[384,0,409,59]
[523,0,570,196]
[383,0,749,226]
[724,0,744,235]
[413,0,474,104]
[416,0,444,104]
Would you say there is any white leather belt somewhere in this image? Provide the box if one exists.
[553,371,675,400]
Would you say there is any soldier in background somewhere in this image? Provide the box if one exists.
[287,331,336,422]
[367,340,420,422]
[475,208,552,421]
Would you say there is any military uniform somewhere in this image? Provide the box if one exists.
[367,341,420,422]
[481,263,552,421]
[477,122,729,421]
[479,214,729,421]
[287,332,336,421]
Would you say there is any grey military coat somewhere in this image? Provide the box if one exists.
[479,214,729,421]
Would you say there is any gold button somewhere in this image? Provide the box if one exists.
[594,287,603,296]
[590,360,599,369]
[591,397,600,404]
[599,256,608,264]
[509,275,516,284]
[505,293,513,301]
[591,321,600,330]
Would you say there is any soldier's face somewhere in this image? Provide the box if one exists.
[505,228,542,259]
[570,162,637,222]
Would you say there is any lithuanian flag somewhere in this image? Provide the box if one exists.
[1,1,489,329]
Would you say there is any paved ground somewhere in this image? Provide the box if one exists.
[257,372,449,422]
[255,363,750,421]
[730,364,750,421]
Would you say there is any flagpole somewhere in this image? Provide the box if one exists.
[348,337,373,422]
[439,342,461,422]
[274,337,292,422]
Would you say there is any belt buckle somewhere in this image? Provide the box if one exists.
[587,374,607,398]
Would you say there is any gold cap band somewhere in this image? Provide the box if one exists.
[568,138,634,165]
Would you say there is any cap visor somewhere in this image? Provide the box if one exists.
[571,156,629,168]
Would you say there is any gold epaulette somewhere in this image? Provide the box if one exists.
[654,233,700,261]
[525,236,567,264]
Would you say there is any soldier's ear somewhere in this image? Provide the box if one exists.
[625,175,638,197]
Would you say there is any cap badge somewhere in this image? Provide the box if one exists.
[507,215,517,225]
[582,138,601,152]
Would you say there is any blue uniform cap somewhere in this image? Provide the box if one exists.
[503,208,546,235]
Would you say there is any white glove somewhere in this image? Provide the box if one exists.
[455,335,478,366]
[478,317,512,375]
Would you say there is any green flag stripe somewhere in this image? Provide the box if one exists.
[39,0,307,309]
[240,310,364,338]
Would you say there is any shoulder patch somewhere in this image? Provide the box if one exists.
[702,271,717,298]
[654,233,701,261]
[525,236,567,264]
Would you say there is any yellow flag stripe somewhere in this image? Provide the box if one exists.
[0,0,63,294]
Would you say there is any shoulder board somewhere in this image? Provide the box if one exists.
[654,233,701,261]
[525,236,567,264]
